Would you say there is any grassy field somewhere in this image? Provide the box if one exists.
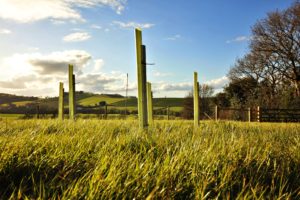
[0,114,25,119]
[0,120,299,199]
[0,97,183,112]
[0,93,185,114]
[78,95,125,107]
[111,97,184,107]
[12,101,34,107]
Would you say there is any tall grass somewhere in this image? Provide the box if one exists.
[0,119,299,199]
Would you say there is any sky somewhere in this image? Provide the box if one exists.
[0,0,296,97]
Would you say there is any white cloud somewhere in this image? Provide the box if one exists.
[50,19,66,25]
[0,73,58,97]
[78,73,121,92]
[1,50,92,78]
[0,0,127,23]
[0,29,11,34]
[29,50,92,74]
[28,47,39,51]
[226,36,252,44]
[69,0,126,15]
[71,28,85,32]
[0,87,56,97]
[165,34,181,41]
[152,70,173,77]
[152,76,228,93]
[154,82,192,92]
[63,32,91,42]
[113,21,155,29]
[0,50,229,98]
[1,54,37,78]
[91,24,102,30]
[97,72,136,93]
[0,76,29,89]
[0,50,133,96]
[0,74,53,89]
[0,0,82,23]
[204,76,228,89]
[93,59,104,72]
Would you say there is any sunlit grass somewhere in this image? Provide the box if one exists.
[78,95,125,107]
[0,120,299,199]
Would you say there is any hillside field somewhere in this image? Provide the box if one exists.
[0,93,184,113]
[0,119,299,199]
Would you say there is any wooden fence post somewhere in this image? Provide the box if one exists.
[135,28,148,129]
[147,82,153,125]
[69,64,75,120]
[215,105,218,121]
[194,72,199,127]
[257,106,260,122]
[58,82,64,120]
[248,107,251,122]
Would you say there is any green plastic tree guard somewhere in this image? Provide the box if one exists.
[135,28,148,129]
[58,82,64,120]
[248,107,251,122]
[194,72,199,127]
[215,105,218,121]
[69,64,75,120]
[147,82,153,125]
[73,74,76,117]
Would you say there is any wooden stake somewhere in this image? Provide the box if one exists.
[194,72,199,127]
[135,28,148,129]
[147,82,153,125]
[58,82,64,120]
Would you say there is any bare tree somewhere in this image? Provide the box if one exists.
[227,2,300,109]
[181,84,214,119]
[251,2,300,96]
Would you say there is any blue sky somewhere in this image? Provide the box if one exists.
[0,0,295,97]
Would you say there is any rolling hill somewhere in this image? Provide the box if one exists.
[0,92,184,113]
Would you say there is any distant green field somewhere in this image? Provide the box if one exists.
[0,93,184,114]
[159,106,183,112]
[78,96,183,112]
[78,95,125,106]
[13,101,34,107]
[112,98,184,108]
[0,114,24,118]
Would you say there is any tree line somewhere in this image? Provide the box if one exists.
[225,1,300,109]
[182,1,300,119]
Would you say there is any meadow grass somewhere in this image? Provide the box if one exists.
[0,119,299,199]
